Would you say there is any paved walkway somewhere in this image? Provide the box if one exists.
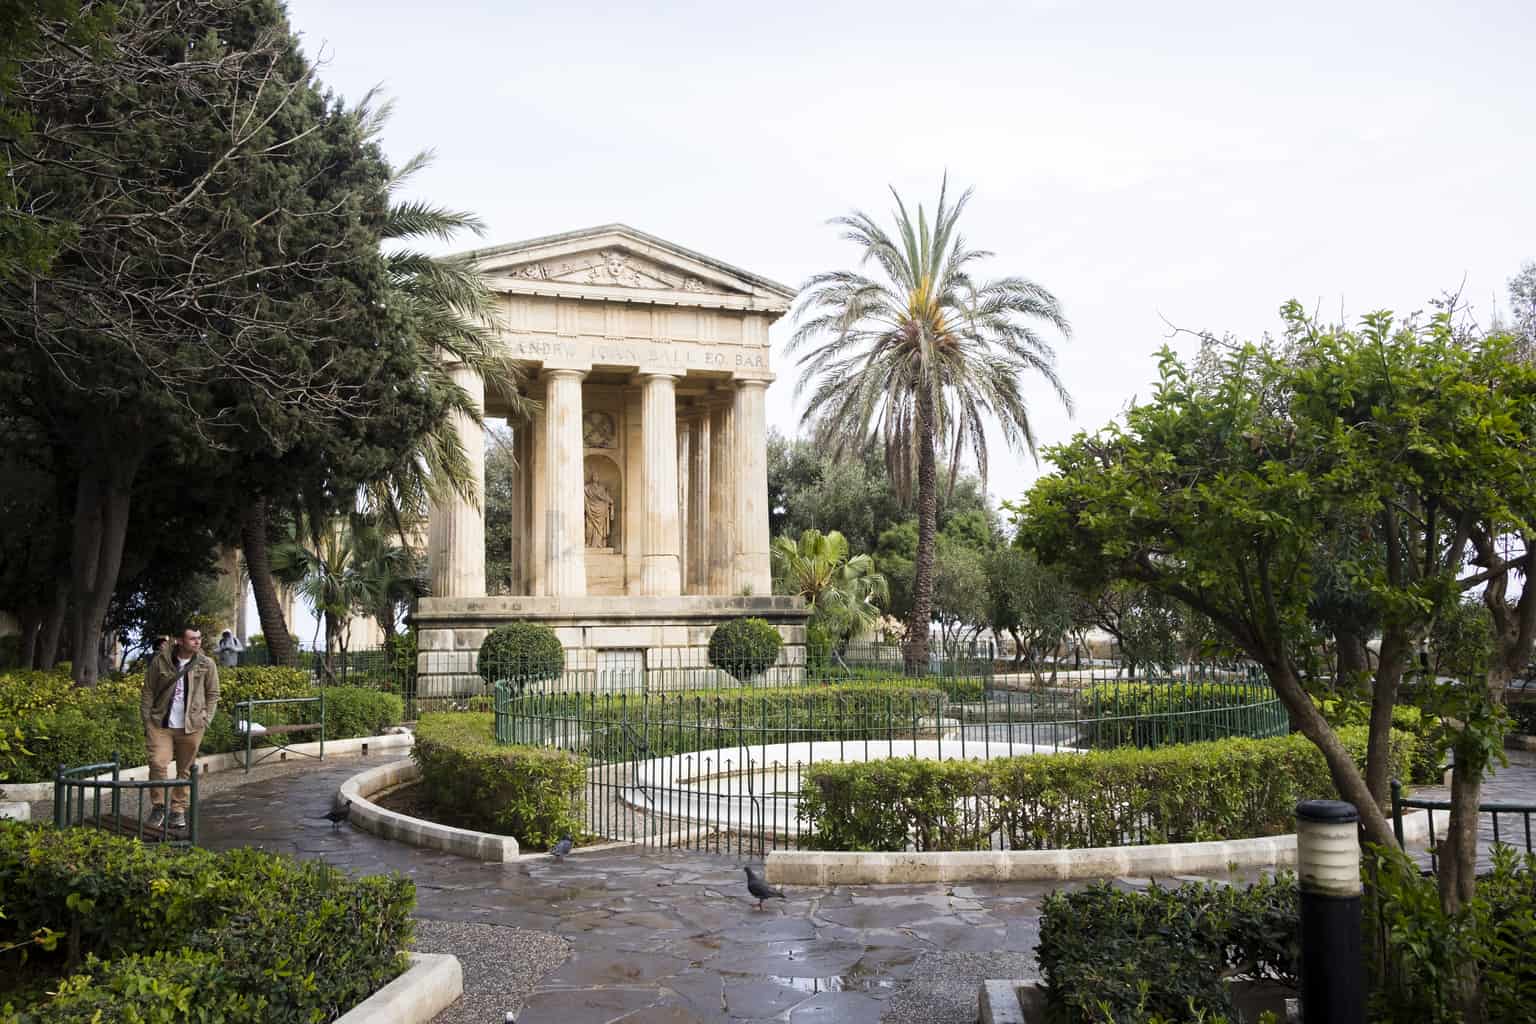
[196,755,1062,1023]
[192,748,1536,1023]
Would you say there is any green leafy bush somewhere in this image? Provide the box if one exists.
[11,950,270,1022]
[797,726,1415,851]
[508,682,950,761]
[477,623,564,688]
[1317,696,1445,783]
[0,821,413,1021]
[413,713,585,849]
[1037,875,1299,1023]
[0,666,403,783]
[1366,845,1536,1024]
[318,686,405,740]
[1509,698,1536,736]
[707,617,782,681]
[1079,681,1287,748]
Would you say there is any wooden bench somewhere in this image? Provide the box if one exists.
[236,694,325,771]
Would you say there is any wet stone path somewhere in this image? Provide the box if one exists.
[197,755,1062,1023]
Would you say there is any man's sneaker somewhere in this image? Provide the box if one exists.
[166,810,187,831]
[146,806,166,829]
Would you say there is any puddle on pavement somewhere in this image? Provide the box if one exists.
[765,973,898,994]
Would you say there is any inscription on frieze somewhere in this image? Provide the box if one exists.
[505,337,767,371]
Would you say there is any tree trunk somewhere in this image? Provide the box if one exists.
[1365,626,1413,806]
[241,497,298,666]
[904,397,937,674]
[1266,658,1400,851]
[1334,626,1371,690]
[38,578,68,670]
[69,453,142,687]
[18,610,40,670]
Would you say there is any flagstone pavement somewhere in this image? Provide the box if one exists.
[191,748,1536,1024]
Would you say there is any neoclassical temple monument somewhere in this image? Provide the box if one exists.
[414,225,807,693]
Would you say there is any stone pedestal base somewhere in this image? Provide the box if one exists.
[412,595,809,701]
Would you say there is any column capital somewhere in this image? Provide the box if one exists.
[637,369,683,381]
[543,367,587,383]
[734,377,770,392]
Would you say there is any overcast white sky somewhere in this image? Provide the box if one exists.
[259,0,1535,636]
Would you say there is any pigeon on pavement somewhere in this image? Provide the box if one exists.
[551,834,573,861]
[743,865,785,910]
[320,800,351,830]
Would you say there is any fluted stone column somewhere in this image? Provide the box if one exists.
[428,363,486,598]
[509,420,527,594]
[708,400,735,595]
[732,380,771,596]
[543,369,587,596]
[677,419,691,588]
[641,372,683,595]
[528,387,548,596]
[687,415,710,594]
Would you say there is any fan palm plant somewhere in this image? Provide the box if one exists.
[772,528,889,645]
[789,178,1072,671]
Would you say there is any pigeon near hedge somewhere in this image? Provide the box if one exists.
[551,834,573,861]
[743,865,784,910]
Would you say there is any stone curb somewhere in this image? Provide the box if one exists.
[0,801,30,821]
[978,979,1038,1024]
[342,759,521,862]
[0,732,415,803]
[1507,733,1536,751]
[333,952,462,1024]
[765,809,1440,886]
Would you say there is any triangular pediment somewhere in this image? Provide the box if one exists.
[461,224,795,313]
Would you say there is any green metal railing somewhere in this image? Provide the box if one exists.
[235,694,325,771]
[53,753,199,847]
[492,671,1287,855]
[1391,778,1536,871]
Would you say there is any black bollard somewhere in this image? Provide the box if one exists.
[1295,799,1365,1024]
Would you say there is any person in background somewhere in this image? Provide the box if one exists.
[216,629,242,668]
[140,626,220,830]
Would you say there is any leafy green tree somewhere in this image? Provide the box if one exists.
[1018,304,1536,867]
[1,1,421,684]
[772,529,889,643]
[788,178,1071,671]
[987,547,1072,676]
[933,535,991,656]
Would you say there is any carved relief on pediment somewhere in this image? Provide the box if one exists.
[505,249,723,294]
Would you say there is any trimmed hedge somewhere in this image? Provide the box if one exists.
[0,668,405,783]
[413,713,585,850]
[1038,875,1299,1023]
[796,726,1416,851]
[1078,681,1287,748]
[477,622,564,687]
[508,682,951,760]
[708,617,782,681]
[1317,696,1446,784]
[0,821,413,1021]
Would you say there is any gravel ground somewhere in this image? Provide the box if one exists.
[879,951,1038,1024]
[411,919,570,1024]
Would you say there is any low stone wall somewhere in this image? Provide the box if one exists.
[342,759,521,862]
[333,952,462,1024]
[0,732,415,804]
[765,808,1442,886]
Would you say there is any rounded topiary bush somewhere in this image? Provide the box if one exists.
[477,622,564,688]
[708,617,782,682]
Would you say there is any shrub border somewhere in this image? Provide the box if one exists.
[765,809,1444,886]
[1,732,414,802]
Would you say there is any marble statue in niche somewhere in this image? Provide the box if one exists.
[584,475,614,548]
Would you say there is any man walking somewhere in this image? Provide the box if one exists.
[140,626,220,830]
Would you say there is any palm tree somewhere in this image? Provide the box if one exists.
[772,529,889,647]
[244,97,527,662]
[788,179,1071,672]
